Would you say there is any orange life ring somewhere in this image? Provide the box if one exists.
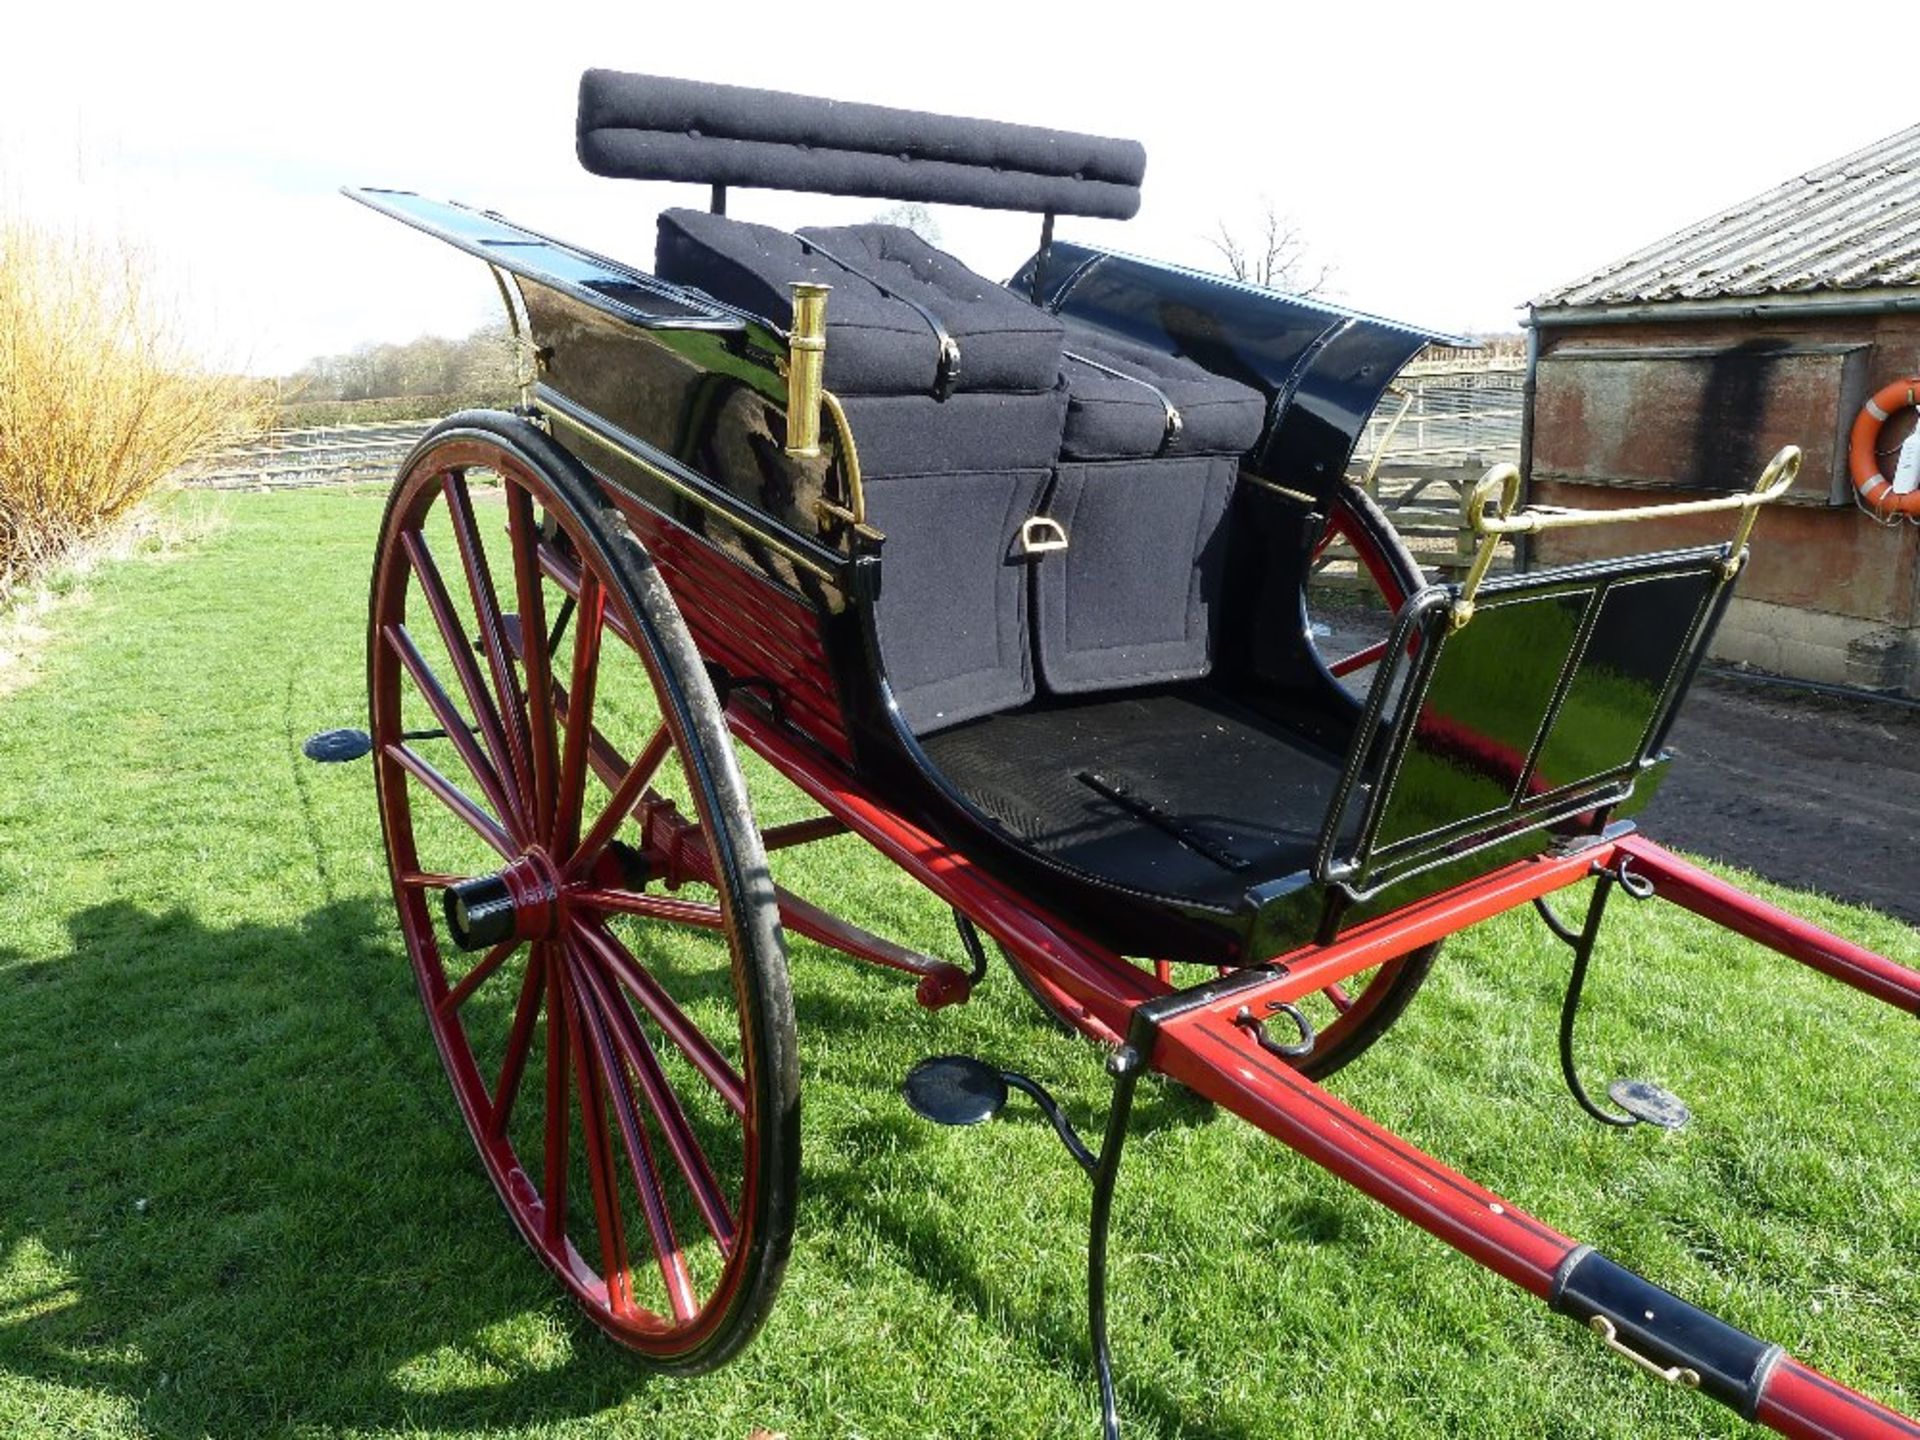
[1848,378,1920,517]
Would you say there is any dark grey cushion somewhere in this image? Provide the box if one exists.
[579,70,1145,220]
[836,384,1067,478]
[1057,320,1266,461]
[836,387,1066,734]
[656,211,1064,396]
[1033,456,1239,693]
[866,469,1052,734]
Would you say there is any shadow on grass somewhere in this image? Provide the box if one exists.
[0,897,1280,1439]
[809,1094,1355,1440]
[0,898,664,1437]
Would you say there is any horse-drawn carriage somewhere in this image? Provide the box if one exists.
[343,69,1920,1437]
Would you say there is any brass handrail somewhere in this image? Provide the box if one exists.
[1358,387,1415,494]
[816,388,876,538]
[1452,444,1802,627]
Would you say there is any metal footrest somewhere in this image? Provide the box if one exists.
[1606,1079,1690,1130]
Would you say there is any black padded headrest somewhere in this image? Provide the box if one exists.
[577,70,1145,220]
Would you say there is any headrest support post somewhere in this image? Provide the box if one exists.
[1031,210,1056,305]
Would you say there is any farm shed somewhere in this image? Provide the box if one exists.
[1524,121,1920,694]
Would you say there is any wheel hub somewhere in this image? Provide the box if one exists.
[443,851,565,951]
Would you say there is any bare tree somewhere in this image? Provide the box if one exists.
[870,202,942,244]
[1205,198,1331,297]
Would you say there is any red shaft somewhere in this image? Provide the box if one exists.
[1158,1009,1920,1438]
[1618,838,1920,1014]
[1757,1358,1920,1440]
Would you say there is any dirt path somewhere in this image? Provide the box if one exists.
[1647,675,1920,925]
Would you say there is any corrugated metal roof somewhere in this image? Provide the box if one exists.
[1533,122,1920,309]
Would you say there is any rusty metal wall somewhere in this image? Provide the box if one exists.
[1529,311,1920,628]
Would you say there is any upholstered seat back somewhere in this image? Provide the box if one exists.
[1031,320,1264,695]
[657,211,1065,396]
[655,212,1068,733]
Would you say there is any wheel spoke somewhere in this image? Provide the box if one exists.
[574,889,725,930]
[543,947,572,1246]
[443,471,538,819]
[386,742,515,861]
[1323,981,1355,1014]
[497,623,629,799]
[490,944,548,1139]
[384,622,519,836]
[552,572,606,855]
[505,482,560,843]
[1328,639,1389,679]
[570,724,675,876]
[571,918,747,1118]
[399,870,465,890]
[564,975,635,1314]
[437,937,522,1019]
[401,528,529,838]
[575,955,736,1253]
[545,672,630,792]
[569,950,703,1319]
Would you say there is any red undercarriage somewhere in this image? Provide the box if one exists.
[535,532,1917,1435]
[714,702,1920,1440]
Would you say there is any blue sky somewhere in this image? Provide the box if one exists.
[7,0,1915,374]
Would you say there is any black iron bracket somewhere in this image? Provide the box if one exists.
[902,964,1285,1440]
[950,908,991,988]
[1534,855,1684,1129]
[1084,968,1282,1438]
[545,591,576,659]
[702,661,788,730]
[1086,1044,1144,1440]
[1233,1000,1316,1060]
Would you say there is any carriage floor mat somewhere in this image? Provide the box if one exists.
[920,685,1347,907]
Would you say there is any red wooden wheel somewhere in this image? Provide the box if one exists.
[1307,481,1420,686]
[1294,483,1439,1076]
[369,411,798,1371]
[1008,484,1440,1076]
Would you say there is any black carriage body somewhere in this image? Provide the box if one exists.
[347,84,1732,968]
[343,79,1920,1440]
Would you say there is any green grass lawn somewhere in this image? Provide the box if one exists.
[0,487,1914,1440]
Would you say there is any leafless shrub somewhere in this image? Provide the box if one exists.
[0,217,273,595]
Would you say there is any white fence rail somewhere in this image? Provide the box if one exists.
[1323,352,1525,588]
[177,420,433,491]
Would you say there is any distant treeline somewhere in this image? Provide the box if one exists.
[283,323,517,404]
